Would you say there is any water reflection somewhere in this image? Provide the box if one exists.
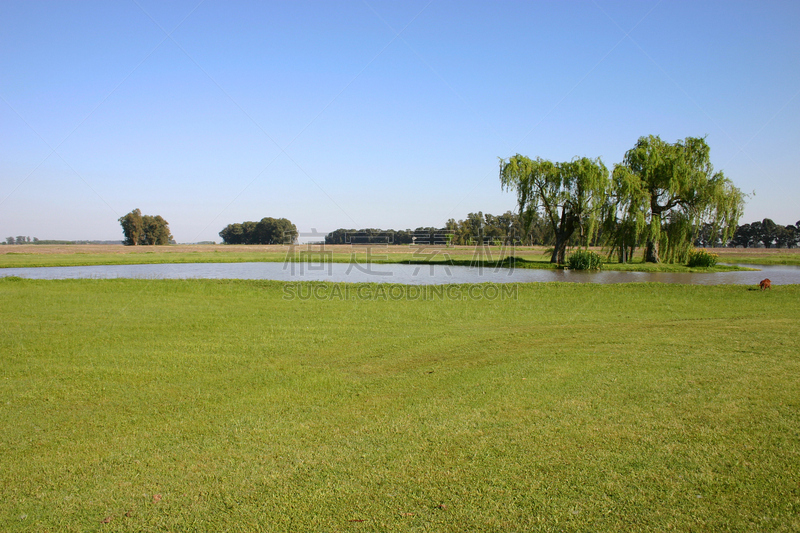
[1,261,800,285]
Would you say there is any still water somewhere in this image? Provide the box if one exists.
[1,261,799,285]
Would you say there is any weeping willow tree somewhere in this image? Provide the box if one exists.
[611,135,745,263]
[499,155,609,263]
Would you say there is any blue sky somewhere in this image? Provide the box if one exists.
[2,0,798,243]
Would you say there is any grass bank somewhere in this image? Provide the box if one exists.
[1,278,798,531]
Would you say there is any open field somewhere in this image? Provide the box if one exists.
[710,247,800,266]
[3,243,796,270]
[1,278,799,531]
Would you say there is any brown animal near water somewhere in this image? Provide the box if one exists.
[759,278,771,291]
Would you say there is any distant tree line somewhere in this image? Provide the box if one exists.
[3,238,124,245]
[728,219,800,248]
[325,214,498,245]
[325,211,556,246]
[324,226,446,245]
[118,209,173,245]
[219,218,298,244]
[5,236,37,244]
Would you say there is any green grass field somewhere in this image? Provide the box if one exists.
[1,278,799,531]
[711,250,800,266]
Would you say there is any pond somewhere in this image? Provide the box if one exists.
[1,261,799,285]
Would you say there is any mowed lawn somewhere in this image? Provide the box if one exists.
[1,278,799,532]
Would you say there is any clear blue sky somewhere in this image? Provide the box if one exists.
[2,0,798,243]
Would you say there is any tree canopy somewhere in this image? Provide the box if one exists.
[119,209,173,246]
[219,218,298,244]
[730,219,800,248]
[119,209,143,246]
[611,135,745,263]
[499,155,609,263]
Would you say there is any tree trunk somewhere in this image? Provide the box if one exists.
[551,235,569,264]
[645,238,659,263]
[550,216,574,264]
[645,208,662,263]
